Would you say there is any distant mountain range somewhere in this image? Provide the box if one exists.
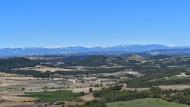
[1,44,190,57]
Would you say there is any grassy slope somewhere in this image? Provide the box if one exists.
[107,98,190,107]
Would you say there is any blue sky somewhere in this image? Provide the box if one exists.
[0,0,190,48]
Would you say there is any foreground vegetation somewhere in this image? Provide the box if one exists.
[93,86,190,105]
[107,98,190,107]
[68,86,190,107]
[24,90,83,102]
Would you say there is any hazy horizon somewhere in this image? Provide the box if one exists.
[0,44,188,49]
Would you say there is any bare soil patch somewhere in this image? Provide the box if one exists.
[159,85,190,90]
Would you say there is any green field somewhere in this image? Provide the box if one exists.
[25,90,83,102]
[107,98,190,107]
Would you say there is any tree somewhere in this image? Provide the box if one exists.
[89,88,93,93]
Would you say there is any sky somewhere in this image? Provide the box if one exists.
[0,0,190,48]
